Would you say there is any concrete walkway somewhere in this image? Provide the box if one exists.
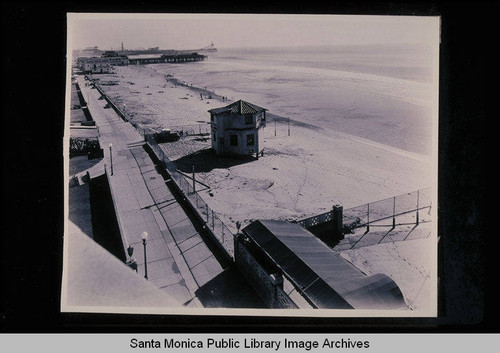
[77,77,225,307]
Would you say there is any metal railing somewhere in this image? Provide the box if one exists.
[298,187,432,233]
[343,187,432,230]
[146,133,234,259]
[297,210,334,229]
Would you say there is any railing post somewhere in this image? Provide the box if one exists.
[332,204,344,244]
[416,189,420,225]
[392,196,396,228]
[367,203,370,232]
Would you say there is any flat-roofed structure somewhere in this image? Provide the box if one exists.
[241,219,406,309]
[78,57,111,74]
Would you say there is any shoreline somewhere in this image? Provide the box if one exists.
[98,65,433,216]
[150,70,431,161]
[156,64,433,156]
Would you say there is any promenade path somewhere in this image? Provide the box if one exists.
[77,77,226,307]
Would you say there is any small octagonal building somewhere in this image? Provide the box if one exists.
[208,100,267,159]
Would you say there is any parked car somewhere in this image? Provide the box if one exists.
[154,128,181,143]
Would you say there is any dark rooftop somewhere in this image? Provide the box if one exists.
[208,99,267,115]
[242,219,406,310]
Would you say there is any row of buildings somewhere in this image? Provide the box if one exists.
[75,51,131,74]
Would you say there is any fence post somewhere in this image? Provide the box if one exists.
[392,196,396,229]
[206,204,209,223]
[416,190,420,225]
[367,203,370,232]
[222,223,224,243]
[332,204,344,243]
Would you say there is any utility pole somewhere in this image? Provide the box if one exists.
[416,190,420,225]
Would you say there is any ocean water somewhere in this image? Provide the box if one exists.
[150,43,438,155]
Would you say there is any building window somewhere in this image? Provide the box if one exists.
[245,114,253,125]
[230,134,238,146]
[246,134,255,146]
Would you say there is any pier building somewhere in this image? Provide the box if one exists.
[78,57,111,74]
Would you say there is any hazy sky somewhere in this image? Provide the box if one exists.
[68,13,440,50]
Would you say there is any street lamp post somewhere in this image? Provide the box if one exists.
[109,143,113,176]
[141,231,149,280]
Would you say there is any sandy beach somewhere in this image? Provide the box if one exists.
[96,63,437,312]
[99,65,433,227]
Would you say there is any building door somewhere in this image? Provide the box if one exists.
[219,138,225,155]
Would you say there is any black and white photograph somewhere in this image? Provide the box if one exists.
[62,13,440,316]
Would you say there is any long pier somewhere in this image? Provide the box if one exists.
[128,53,206,65]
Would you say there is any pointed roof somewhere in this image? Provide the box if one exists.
[208,99,267,115]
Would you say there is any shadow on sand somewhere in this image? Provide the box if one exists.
[173,148,256,173]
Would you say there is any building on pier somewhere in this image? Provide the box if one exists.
[101,51,129,66]
[78,57,111,74]
[208,100,267,159]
